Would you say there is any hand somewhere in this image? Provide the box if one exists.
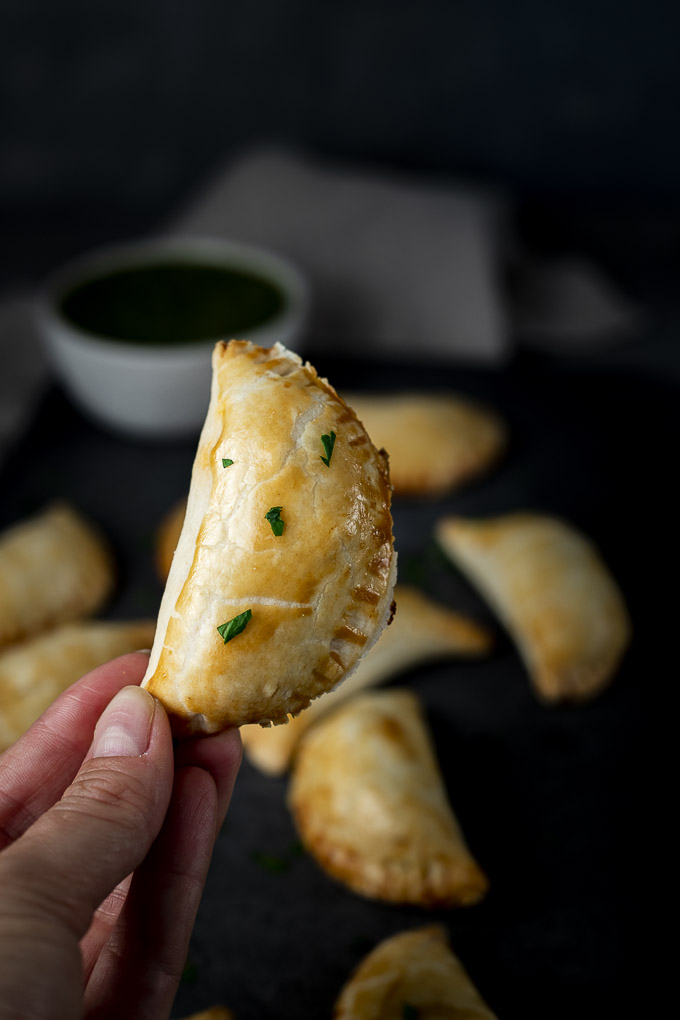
[0,652,242,1020]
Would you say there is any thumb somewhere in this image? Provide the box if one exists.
[0,685,174,987]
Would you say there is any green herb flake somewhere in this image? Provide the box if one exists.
[217,608,252,644]
[320,430,336,467]
[252,851,290,874]
[251,842,305,873]
[181,960,198,986]
[402,1005,419,1020]
[222,457,234,468]
[400,553,427,588]
[265,506,285,536]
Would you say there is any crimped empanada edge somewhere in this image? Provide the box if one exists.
[142,341,396,732]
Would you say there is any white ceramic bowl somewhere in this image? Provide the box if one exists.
[36,237,310,438]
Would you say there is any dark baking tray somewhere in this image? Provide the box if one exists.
[0,351,662,1019]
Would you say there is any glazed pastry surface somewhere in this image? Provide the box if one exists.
[143,341,395,731]
[289,689,488,907]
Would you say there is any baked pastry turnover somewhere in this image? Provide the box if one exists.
[344,392,507,496]
[0,619,155,751]
[142,341,396,732]
[0,503,114,650]
[241,584,492,775]
[288,689,488,907]
[333,925,497,1019]
[436,513,631,702]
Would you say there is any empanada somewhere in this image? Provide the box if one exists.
[436,513,632,702]
[142,341,396,733]
[0,503,114,650]
[0,619,156,750]
[241,584,492,775]
[288,689,488,907]
[333,925,497,1019]
[344,393,507,496]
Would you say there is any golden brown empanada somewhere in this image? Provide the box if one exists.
[333,925,497,1019]
[436,513,631,702]
[344,392,507,496]
[0,619,156,750]
[176,1008,234,1020]
[0,503,114,650]
[288,689,488,907]
[241,584,492,775]
[142,341,396,733]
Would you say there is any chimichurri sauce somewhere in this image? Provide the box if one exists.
[59,262,286,344]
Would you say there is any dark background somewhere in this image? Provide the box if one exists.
[1,0,679,314]
[0,2,674,1017]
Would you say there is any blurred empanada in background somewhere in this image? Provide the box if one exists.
[241,584,492,776]
[436,513,631,702]
[288,689,488,908]
[333,925,497,1019]
[344,392,507,496]
[156,496,187,582]
[0,619,155,751]
[0,503,114,650]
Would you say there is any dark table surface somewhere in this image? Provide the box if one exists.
[0,347,666,1019]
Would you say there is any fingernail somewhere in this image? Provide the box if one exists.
[91,686,155,758]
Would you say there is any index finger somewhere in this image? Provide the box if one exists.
[0,651,149,849]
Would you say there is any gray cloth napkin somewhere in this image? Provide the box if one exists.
[171,148,510,363]
[171,147,640,362]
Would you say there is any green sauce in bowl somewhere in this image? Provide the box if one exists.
[59,261,286,345]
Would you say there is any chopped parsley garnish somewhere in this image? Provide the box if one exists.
[402,1005,419,1020]
[320,430,336,467]
[251,851,290,873]
[217,609,252,644]
[265,506,285,536]
[222,457,234,468]
[251,841,306,873]
[181,960,198,985]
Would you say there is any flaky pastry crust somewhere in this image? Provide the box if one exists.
[288,689,488,907]
[142,341,395,732]
[436,513,632,702]
[333,925,497,1019]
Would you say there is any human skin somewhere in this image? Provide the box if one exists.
[0,652,242,1020]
